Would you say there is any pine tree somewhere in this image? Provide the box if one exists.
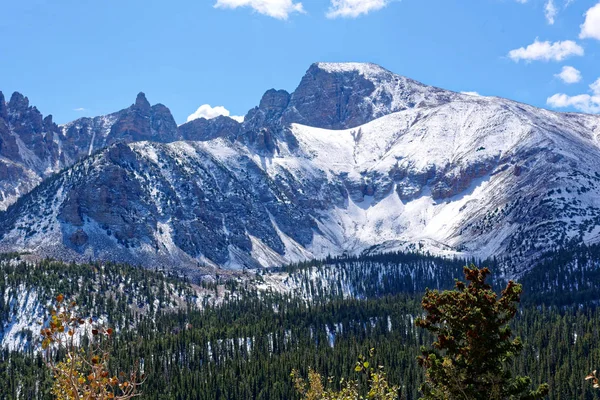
[415,266,549,400]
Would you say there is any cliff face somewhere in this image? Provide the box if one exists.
[0,91,180,211]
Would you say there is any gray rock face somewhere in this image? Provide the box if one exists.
[3,92,63,171]
[430,159,497,200]
[0,95,19,162]
[282,64,377,129]
[179,116,241,142]
[0,140,319,270]
[0,92,7,119]
[281,63,456,129]
[61,92,179,158]
[0,91,180,210]
[257,89,291,118]
[107,93,179,143]
[236,89,292,155]
[0,91,65,209]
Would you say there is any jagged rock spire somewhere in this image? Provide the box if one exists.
[135,92,151,111]
[0,91,7,119]
[8,92,29,113]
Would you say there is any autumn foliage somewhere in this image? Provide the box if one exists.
[292,349,398,400]
[40,294,143,400]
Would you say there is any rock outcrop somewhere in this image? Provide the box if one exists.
[0,91,180,210]
[179,115,241,142]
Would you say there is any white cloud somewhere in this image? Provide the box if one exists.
[547,78,600,113]
[545,0,557,24]
[515,0,528,3]
[73,107,87,112]
[508,39,584,62]
[590,78,600,96]
[214,0,304,19]
[461,91,481,97]
[326,0,391,18]
[187,104,244,123]
[555,66,582,84]
[547,93,600,113]
[580,2,600,40]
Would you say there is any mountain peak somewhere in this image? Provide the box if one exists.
[4,63,600,273]
[43,114,55,129]
[259,89,290,112]
[8,92,29,112]
[0,91,6,118]
[281,61,454,130]
[134,92,151,110]
[312,62,391,76]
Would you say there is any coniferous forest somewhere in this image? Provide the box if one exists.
[3,246,600,399]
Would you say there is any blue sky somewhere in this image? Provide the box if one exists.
[1,0,599,124]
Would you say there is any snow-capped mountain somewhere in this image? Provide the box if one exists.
[0,91,180,210]
[2,62,600,274]
[0,91,65,210]
[61,92,180,155]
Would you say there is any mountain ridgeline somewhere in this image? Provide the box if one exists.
[2,62,600,275]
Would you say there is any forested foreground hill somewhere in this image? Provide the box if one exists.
[0,254,240,351]
[4,246,600,399]
[4,293,600,399]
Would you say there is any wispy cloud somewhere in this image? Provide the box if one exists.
[214,0,304,20]
[326,0,391,18]
[545,0,557,24]
[547,78,600,113]
[187,104,244,123]
[73,107,87,112]
[580,2,600,40]
[555,66,582,84]
[508,39,584,62]
[518,0,573,24]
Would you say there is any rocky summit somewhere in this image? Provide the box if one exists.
[1,62,600,276]
[0,91,180,211]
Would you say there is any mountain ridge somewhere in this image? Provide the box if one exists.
[2,62,600,275]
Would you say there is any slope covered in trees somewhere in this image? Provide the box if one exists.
[3,246,600,399]
[4,292,600,399]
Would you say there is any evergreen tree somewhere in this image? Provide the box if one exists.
[415,266,549,400]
